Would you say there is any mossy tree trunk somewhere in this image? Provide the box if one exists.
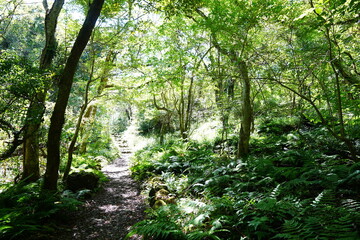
[22,0,64,183]
[78,50,116,154]
[236,60,252,158]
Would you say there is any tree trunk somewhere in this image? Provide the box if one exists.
[63,55,95,181]
[237,61,252,158]
[22,0,64,183]
[78,51,116,153]
[184,76,194,139]
[200,15,253,157]
[43,0,104,191]
[78,105,97,154]
[326,28,358,161]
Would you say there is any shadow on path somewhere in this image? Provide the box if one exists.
[54,142,145,240]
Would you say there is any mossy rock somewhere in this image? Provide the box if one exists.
[66,171,100,192]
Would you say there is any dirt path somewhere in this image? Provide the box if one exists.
[55,139,145,240]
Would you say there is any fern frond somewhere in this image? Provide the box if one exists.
[187,231,219,240]
[275,219,304,239]
[318,215,357,239]
[270,184,281,199]
[125,219,185,240]
[311,190,336,207]
[342,199,360,212]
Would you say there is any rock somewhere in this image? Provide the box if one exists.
[153,200,167,209]
[149,187,176,208]
[66,171,100,192]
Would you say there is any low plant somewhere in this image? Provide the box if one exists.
[0,181,81,240]
[129,119,360,239]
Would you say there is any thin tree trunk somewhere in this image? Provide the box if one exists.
[184,76,194,138]
[197,7,253,157]
[275,79,358,161]
[326,28,358,160]
[78,105,97,154]
[43,0,104,191]
[78,51,116,153]
[212,41,253,157]
[63,62,94,181]
[237,61,252,158]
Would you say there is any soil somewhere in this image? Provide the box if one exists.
[53,140,146,240]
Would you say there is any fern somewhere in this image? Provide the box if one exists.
[341,199,360,212]
[275,219,304,239]
[0,181,81,240]
[310,190,336,207]
[187,230,228,240]
[320,215,357,239]
[126,220,185,240]
[276,191,360,239]
[270,184,281,199]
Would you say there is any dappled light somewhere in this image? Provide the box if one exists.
[53,138,145,239]
[1,0,359,239]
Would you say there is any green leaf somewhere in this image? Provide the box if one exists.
[295,8,315,21]
[0,225,13,232]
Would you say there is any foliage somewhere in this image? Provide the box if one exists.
[126,198,229,240]
[130,118,360,239]
[64,154,109,184]
[0,0,359,238]
[0,181,81,240]
[0,53,47,123]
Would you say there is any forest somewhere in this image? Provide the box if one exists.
[0,0,359,239]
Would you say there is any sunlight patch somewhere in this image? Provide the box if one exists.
[103,166,128,173]
[98,204,119,213]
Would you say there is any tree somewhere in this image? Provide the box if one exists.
[43,0,104,191]
[258,0,359,160]
[0,55,44,162]
[192,1,260,157]
[62,50,96,181]
[0,2,45,163]
[131,15,210,142]
[22,0,64,183]
[0,0,22,43]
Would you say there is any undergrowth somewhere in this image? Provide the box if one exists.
[128,118,360,239]
[0,144,114,239]
[0,181,81,240]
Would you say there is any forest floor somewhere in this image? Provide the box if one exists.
[53,139,146,240]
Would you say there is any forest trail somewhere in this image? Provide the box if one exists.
[54,138,145,240]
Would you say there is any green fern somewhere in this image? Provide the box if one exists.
[276,191,359,239]
[310,190,336,207]
[187,229,229,240]
[275,219,304,239]
[126,219,185,240]
[341,199,360,212]
[320,215,357,239]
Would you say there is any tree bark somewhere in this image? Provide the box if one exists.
[63,55,95,181]
[22,0,64,183]
[43,0,104,191]
[237,61,252,158]
[79,105,97,154]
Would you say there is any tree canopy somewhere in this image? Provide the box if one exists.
[0,0,359,239]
